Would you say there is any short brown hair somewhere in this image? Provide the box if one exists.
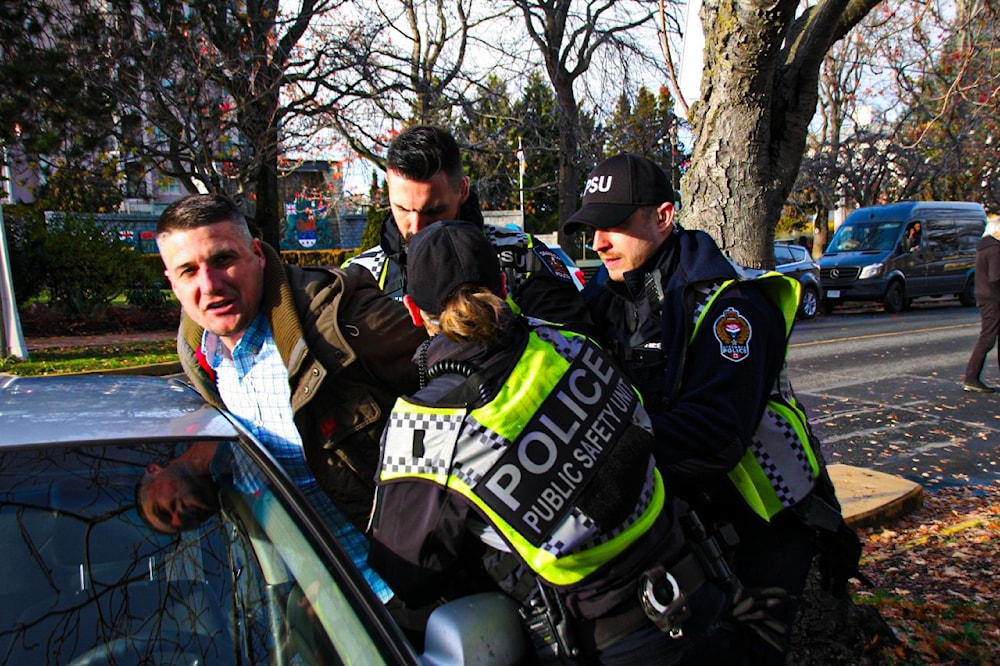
[156,194,251,243]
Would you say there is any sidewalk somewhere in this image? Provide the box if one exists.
[24,330,175,349]
[21,331,926,529]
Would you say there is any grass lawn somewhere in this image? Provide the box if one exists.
[1,340,178,376]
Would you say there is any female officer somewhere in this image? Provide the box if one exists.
[367,220,743,664]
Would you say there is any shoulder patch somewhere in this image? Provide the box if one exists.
[531,244,573,283]
[713,306,752,362]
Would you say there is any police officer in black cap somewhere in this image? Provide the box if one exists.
[366,220,767,664]
[564,154,863,664]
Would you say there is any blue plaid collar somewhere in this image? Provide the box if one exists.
[203,311,270,372]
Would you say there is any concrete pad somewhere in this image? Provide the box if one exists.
[828,463,924,529]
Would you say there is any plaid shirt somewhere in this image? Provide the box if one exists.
[206,313,393,602]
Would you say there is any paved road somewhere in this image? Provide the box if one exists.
[788,298,999,489]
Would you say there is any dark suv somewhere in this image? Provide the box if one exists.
[775,242,822,320]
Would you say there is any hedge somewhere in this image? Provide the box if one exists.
[138,248,364,278]
[281,248,361,267]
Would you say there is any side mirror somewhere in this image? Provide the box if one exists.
[420,593,528,666]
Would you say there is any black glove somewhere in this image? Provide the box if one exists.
[727,586,790,653]
[817,521,873,597]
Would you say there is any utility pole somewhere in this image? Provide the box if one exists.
[0,205,28,359]
[517,137,526,227]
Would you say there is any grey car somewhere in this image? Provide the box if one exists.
[774,242,822,320]
[0,374,526,665]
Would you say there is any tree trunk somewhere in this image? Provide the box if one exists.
[245,83,282,251]
[680,0,803,270]
[553,78,580,256]
[812,205,830,258]
[680,0,881,269]
[255,150,280,251]
[681,104,781,268]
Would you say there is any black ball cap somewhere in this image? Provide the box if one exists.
[406,220,503,315]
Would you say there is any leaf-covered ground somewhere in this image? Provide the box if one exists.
[854,483,1000,664]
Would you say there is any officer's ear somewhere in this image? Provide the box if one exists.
[458,175,470,205]
[656,202,675,239]
[402,294,424,327]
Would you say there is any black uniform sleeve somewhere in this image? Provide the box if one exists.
[647,285,787,480]
[514,244,595,335]
[367,481,474,607]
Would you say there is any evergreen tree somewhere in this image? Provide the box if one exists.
[0,3,115,197]
[601,85,682,198]
[459,75,518,212]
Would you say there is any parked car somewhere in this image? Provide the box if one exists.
[818,201,986,314]
[0,374,526,665]
[774,242,822,320]
[545,242,587,290]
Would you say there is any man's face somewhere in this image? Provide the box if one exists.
[386,168,469,241]
[159,220,265,350]
[141,462,218,534]
[591,203,675,282]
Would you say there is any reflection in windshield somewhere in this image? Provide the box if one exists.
[0,443,236,664]
[826,221,903,252]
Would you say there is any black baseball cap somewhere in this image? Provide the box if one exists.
[562,154,673,235]
[406,220,503,315]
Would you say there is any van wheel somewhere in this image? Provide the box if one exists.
[959,276,977,307]
[883,282,905,313]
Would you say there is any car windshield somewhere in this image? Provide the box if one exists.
[0,441,239,664]
[826,220,902,252]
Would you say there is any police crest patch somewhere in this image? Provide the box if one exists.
[532,244,573,283]
[713,307,752,362]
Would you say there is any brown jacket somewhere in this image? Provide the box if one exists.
[178,244,426,529]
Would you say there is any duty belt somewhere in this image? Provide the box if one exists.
[553,549,709,657]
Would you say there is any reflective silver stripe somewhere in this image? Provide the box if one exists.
[344,248,388,286]
[691,281,726,326]
[452,417,511,488]
[380,409,465,477]
[541,457,658,555]
[533,324,584,362]
[747,406,816,509]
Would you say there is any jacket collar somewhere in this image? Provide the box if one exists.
[586,226,739,303]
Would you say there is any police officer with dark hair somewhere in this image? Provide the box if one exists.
[344,124,592,333]
[366,220,790,664]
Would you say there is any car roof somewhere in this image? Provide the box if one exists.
[844,201,985,222]
[0,374,238,448]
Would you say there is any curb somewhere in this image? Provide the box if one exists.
[828,464,925,529]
